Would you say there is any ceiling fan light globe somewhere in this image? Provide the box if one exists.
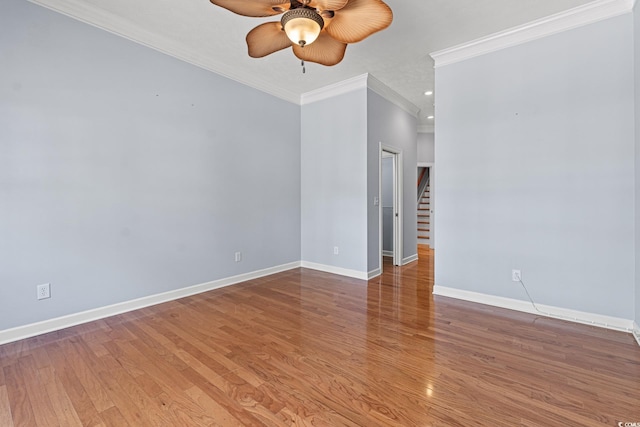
[282,9,324,46]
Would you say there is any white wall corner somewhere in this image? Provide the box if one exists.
[27,0,301,104]
[633,321,640,347]
[300,260,369,281]
[0,261,301,345]
[366,74,421,118]
[417,125,434,134]
[433,285,635,333]
[430,0,634,68]
[300,74,368,105]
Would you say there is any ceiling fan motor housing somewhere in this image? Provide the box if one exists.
[281,8,325,46]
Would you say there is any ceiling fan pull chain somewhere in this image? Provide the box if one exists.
[301,59,306,74]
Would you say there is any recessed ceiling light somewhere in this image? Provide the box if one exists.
[427,116,434,119]
[424,91,433,96]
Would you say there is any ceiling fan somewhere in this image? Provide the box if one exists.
[209,0,393,67]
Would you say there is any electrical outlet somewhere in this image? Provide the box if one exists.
[235,252,242,262]
[512,269,522,282]
[37,283,51,300]
[333,246,339,255]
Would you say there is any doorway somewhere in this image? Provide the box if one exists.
[417,162,434,249]
[380,146,403,270]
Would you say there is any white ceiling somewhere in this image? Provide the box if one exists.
[33,0,595,129]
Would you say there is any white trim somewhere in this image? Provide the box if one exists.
[402,253,419,265]
[417,162,434,168]
[633,322,640,347]
[433,285,634,332]
[417,125,434,134]
[368,268,381,280]
[0,262,301,345]
[367,75,420,118]
[300,261,368,281]
[301,74,368,105]
[382,250,393,258]
[27,0,420,113]
[430,0,634,68]
[300,74,419,119]
[28,0,301,104]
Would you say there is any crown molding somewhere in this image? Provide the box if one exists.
[430,0,634,68]
[29,0,421,115]
[301,74,420,118]
[300,74,368,105]
[27,0,301,104]
[367,74,420,118]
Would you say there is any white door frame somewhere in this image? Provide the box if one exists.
[380,144,403,268]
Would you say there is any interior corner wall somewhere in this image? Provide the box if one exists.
[367,89,418,272]
[418,132,435,164]
[301,89,368,274]
[0,0,301,331]
[434,13,635,319]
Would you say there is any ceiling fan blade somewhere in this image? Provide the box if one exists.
[209,0,289,17]
[307,0,348,12]
[246,22,292,58]
[293,33,346,66]
[325,0,392,43]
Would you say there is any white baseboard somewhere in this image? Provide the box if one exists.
[433,285,634,333]
[368,268,381,280]
[402,253,419,265]
[382,250,393,258]
[633,322,640,347]
[300,261,368,281]
[0,262,301,345]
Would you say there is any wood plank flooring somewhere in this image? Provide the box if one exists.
[1,246,639,426]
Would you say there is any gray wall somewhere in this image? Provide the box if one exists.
[418,132,435,164]
[0,0,301,330]
[434,14,635,319]
[635,4,640,328]
[301,89,368,273]
[367,89,418,271]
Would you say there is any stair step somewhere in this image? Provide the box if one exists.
[417,221,430,225]
[417,214,429,218]
[418,228,430,232]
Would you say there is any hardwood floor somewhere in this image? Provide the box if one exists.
[1,246,639,426]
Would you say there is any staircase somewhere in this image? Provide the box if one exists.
[417,185,430,245]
